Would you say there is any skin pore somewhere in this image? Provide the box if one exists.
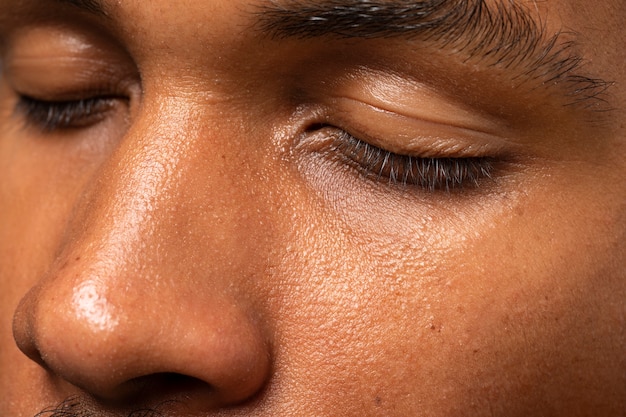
[0,0,625,416]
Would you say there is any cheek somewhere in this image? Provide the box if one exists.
[266,161,626,415]
[0,143,81,417]
[443,182,626,413]
[261,181,473,413]
[0,105,124,282]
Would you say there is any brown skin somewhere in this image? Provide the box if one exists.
[0,0,625,416]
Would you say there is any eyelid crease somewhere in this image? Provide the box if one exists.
[320,96,514,159]
[309,124,504,166]
[328,78,504,136]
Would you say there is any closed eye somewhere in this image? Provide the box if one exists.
[330,129,495,192]
[15,95,119,132]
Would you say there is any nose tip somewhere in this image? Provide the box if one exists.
[12,256,271,409]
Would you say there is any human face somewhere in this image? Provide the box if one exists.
[0,0,624,416]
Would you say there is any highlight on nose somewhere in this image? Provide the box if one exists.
[72,280,120,333]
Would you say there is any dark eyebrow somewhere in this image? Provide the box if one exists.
[257,0,613,113]
[54,0,108,17]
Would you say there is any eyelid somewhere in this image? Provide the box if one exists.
[4,25,139,100]
[321,97,516,159]
[332,130,496,191]
[329,68,508,135]
[6,56,136,103]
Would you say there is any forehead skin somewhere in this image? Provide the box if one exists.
[0,1,625,417]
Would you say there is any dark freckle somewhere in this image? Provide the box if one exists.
[473,349,479,354]
[75,256,81,261]
[430,324,436,330]
[375,396,382,406]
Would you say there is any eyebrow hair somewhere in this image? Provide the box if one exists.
[257,0,613,113]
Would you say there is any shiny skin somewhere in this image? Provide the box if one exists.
[0,1,625,416]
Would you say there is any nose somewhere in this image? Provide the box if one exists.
[11,105,272,410]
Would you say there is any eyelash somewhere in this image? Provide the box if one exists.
[331,130,494,191]
[16,95,116,131]
[15,96,495,191]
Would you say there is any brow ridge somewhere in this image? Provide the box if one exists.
[256,0,613,113]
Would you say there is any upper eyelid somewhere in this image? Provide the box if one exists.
[295,62,512,136]
[2,23,140,94]
[6,65,137,102]
[328,91,503,136]
[307,103,513,159]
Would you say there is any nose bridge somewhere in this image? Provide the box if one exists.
[88,101,197,261]
[65,94,246,278]
[52,133,183,339]
[12,96,273,406]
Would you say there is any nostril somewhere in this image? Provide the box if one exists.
[93,373,240,414]
[105,373,214,405]
[38,375,220,417]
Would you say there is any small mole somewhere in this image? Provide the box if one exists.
[75,256,81,261]
[430,324,436,330]
[375,396,382,406]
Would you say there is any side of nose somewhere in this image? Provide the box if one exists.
[11,105,272,410]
